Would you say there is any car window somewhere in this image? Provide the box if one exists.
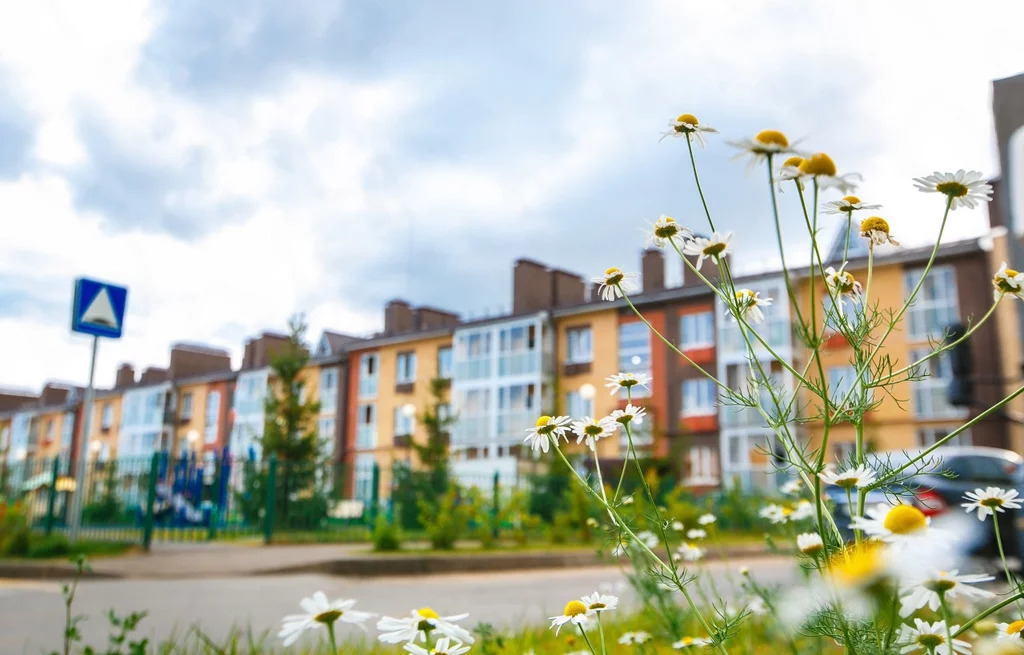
[940,455,1018,484]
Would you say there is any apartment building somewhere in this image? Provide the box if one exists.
[798,237,1011,460]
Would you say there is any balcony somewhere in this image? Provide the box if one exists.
[562,361,592,377]
[355,426,377,450]
[393,434,412,448]
[498,351,539,377]
[358,376,378,399]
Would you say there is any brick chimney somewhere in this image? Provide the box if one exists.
[384,300,416,335]
[682,251,729,287]
[39,383,76,406]
[413,307,460,331]
[642,248,665,292]
[241,333,293,370]
[551,269,585,307]
[511,259,551,313]
[168,343,232,380]
[139,367,169,385]
[0,390,37,412]
[115,364,136,389]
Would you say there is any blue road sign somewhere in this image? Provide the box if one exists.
[71,278,128,339]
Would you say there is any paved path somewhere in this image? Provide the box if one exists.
[0,556,794,654]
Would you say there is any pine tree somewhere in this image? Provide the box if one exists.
[260,315,321,462]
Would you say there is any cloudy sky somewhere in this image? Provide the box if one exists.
[1,1,1022,391]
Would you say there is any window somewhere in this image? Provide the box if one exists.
[917,426,972,449]
[60,412,75,450]
[101,403,113,429]
[437,346,453,379]
[618,322,652,398]
[455,331,492,379]
[684,446,719,484]
[909,348,967,419]
[822,292,864,332]
[354,453,376,503]
[680,312,714,350]
[358,353,379,398]
[319,368,338,413]
[566,326,593,364]
[620,419,654,450]
[681,379,717,416]
[827,365,870,406]
[566,390,594,419]
[204,391,221,444]
[45,419,54,443]
[904,265,959,342]
[497,384,536,436]
[394,406,415,437]
[181,392,194,420]
[453,388,490,447]
[318,417,336,453]
[498,323,539,375]
[356,403,377,449]
[396,352,417,385]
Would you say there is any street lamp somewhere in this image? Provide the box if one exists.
[579,383,596,400]
[186,429,200,452]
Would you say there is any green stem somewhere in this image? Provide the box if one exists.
[864,246,874,308]
[842,214,851,264]
[993,516,1022,612]
[766,156,806,329]
[597,612,607,655]
[939,594,955,655]
[686,134,716,233]
[953,590,1024,637]
[579,623,598,655]
[326,622,337,655]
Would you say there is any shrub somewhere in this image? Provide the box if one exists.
[371,514,402,552]
[26,534,70,559]
[0,501,30,556]
[418,484,471,550]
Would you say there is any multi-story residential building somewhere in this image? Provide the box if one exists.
[229,333,290,460]
[344,300,458,500]
[798,237,1012,460]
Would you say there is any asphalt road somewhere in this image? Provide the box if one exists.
[0,555,793,654]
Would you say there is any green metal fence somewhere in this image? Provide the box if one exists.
[0,452,520,548]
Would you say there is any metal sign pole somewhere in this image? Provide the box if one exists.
[68,335,99,542]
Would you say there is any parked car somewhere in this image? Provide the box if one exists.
[825,446,1024,565]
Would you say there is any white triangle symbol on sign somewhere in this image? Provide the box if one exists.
[82,288,119,328]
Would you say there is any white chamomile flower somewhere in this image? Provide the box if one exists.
[673,636,712,649]
[523,415,572,454]
[797,532,825,556]
[850,503,948,548]
[663,112,718,147]
[823,266,863,317]
[605,372,653,395]
[777,155,807,185]
[760,504,789,524]
[898,618,971,655]
[747,596,768,616]
[686,528,707,540]
[377,608,474,645]
[697,513,717,526]
[961,487,1022,521]
[996,620,1024,641]
[798,152,860,194]
[993,262,1024,302]
[729,129,792,166]
[899,569,994,617]
[823,195,882,215]
[635,530,660,549]
[571,416,616,450]
[404,637,470,655]
[671,520,685,531]
[732,289,772,324]
[549,600,590,634]
[649,214,693,248]
[780,478,803,495]
[819,464,877,490]
[675,542,704,562]
[609,404,647,428]
[278,592,375,646]
[581,591,619,614]
[619,631,652,645]
[913,169,993,210]
[790,500,816,522]
[593,267,639,301]
[682,232,733,270]
[860,216,900,248]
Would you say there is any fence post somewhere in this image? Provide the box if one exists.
[142,452,160,551]
[369,463,380,524]
[491,470,500,538]
[264,456,278,545]
[44,458,60,536]
[207,451,221,541]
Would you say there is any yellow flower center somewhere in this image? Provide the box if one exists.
[755,129,789,148]
[583,423,604,437]
[563,600,588,617]
[860,216,890,235]
[735,289,755,306]
[1007,268,1021,277]
[314,610,342,624]
[655,218,681,238]
[703,242,727,257]
[782,155,804,168]
[588,602,606,610]
[677,113,699,125]
[828,543,884,586]
[833,475,859,490]
[995,270,1022,294]
[843,195,861,205]
[798,152,837,177]
[882,505,927,534]
[536,416,551,427]
[418,607,440,620]
[604,267,624,285]
[1006,620,1024,635]
[680,637,695,646]
[924,577,957,593]
[981,497,1005,508]
[935,181,969,197]
[917,634,946,649]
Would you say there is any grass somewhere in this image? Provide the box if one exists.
[1,535,139,560]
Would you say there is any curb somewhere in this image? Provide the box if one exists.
[0,562,122,580]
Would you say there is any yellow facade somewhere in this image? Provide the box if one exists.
[171,381,213,454]
[88,393,122,460]
[797,261,945,458]
[555,306,622,457]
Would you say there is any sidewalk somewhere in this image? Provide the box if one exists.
[0,540,775,580]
